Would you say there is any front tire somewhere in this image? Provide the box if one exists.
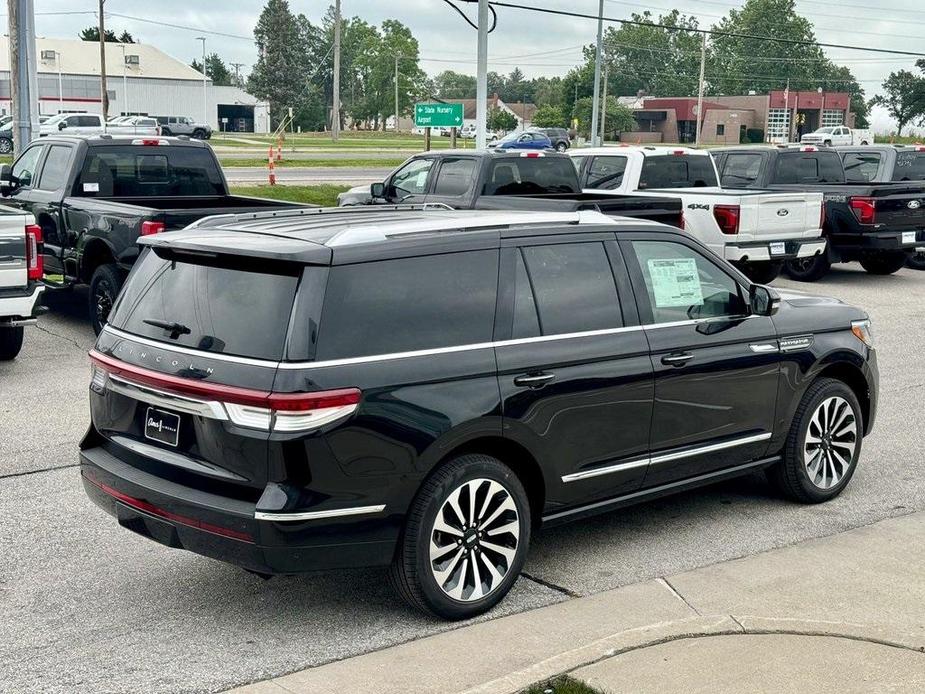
[192,129,206,139]
[89,263,124,336]
[0,138,12,154]
[859,251,908,275]
[0,327,24,360]
[734,260,783,284]
[769,378,863,503]
[555,142,568,152]
[907,250,925,271]
[390,454,531,620]
[785,254,831,282]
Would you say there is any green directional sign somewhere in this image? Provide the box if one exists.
[414,102,464,128]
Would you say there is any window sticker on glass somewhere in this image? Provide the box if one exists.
[647,258,703,308]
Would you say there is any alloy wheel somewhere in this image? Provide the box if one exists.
[803,395,857,489]
[428,478,520,602]
[95,281,114,327]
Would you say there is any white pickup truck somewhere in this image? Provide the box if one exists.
[801,126,872,147]
[0,204,44,359]
[570,146,826,283]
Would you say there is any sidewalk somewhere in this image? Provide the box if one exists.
[229,511,925,694]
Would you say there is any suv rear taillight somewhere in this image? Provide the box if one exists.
[713,204,740,235]
[25,223,43,281]
[849,196,876,225]
[89,350,361,433]
[140,221,166,236]
[820,201,826,230]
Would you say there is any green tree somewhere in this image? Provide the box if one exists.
[870,70,925,137]
[118,31,136,44]
[434,71,476,99]
[191,54,234,87]
[532,105,567,128]
[572,96,635,139]
[488,107,517,133]
[79,27,130,42]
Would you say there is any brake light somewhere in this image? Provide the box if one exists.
[917,146,925,152]
[88,350,361,433]
[132,138,168,146]
[140,221,165,236]
[713,204,740,235]
[849,196,876,225]
[672,150,686,155]
[519,151,544,157]
[801,146,817,152]
[25,223,43,281]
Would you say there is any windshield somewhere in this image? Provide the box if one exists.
[498,131,520,143]
[815,127,836,134]
[638,154,718,188]
[44,114,65,125]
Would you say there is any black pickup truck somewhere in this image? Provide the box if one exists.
[337,149,683,226]
[0,135,307,333]
[835,145,925,269]
[712,146,925,281]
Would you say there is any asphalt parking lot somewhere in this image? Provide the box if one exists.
[2,264,923,693]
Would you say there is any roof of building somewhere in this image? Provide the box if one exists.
[505,102,537,122]
[0,37,208,81]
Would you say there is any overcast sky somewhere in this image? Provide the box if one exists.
[24,0,925,133]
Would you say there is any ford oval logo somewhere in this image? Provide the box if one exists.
[777,208,790,217]
[908,200,922,210]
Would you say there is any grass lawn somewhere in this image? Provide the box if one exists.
[218,157,405,169]
[523,676,603,694]
[218,133,473,150]
[229,184,350,207]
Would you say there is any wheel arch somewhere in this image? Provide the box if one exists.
[79,238,117,284]
[815,361,872,435]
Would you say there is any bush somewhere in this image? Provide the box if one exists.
[745,128,765,144]
[532,105,567,129]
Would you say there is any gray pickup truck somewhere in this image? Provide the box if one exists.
[0,135,306,333]
[0,204,43,359]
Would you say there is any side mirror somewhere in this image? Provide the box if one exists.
[370,182,385,199]
[58,121,67,130]
[749,284,781,316]
[0,164,15,195]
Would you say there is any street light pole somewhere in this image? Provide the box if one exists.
[695,32,707,147]
[394,54,400,134]
[475,0,489,149]
[119,43,127,116]
[99,0,108,120]
[332,0,341,141]
[56,51,63,109]
[8,0,38,155]
[196,37,207,126]
[590,0,604,147]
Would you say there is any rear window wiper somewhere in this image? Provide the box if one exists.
[143,318,191,340]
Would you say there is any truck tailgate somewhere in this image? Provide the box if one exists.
[0,212,26,289]
[870,184,925,230]
[751,192,823,241]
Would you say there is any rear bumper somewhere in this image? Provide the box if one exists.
[724,239,827,263]
[834,229,924,253]
[79,444,399,574]
[0,283,44,324]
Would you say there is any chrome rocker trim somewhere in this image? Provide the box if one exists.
[254,505,387,522]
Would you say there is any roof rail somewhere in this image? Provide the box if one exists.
[188,203,473,229]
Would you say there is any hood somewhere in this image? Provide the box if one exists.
[336,184,373,206]
[773,288,868,333]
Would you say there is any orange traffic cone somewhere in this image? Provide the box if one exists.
[268,148,276,186]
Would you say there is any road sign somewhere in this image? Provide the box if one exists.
[414,102,463,128]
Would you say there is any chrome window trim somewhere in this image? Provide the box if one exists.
[561,432,773,483]
[102,326,280,368]
[254,504,386,522]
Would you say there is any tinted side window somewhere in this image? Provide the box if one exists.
[585,156,628,190]
[36,145,72,191]
[78,116,99,127]
[630,240,746,324]
[893,152,925,181]
[842,152,881,183]
[317,250,499,359]
[390,158,434,196]
[521,242,622,335]
[432,158,477,196]
[720,153,763,187]
[638,155,717,189]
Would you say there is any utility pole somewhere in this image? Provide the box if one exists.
[694,32,706,147]
[231,62,244,88]
[475,0,489,149]
[394,54,400,134]
[8,0,38,155]
[332,0,342,141]
[599,56,609,144]
[119,44,127,116]
[196,37,207,125]
[56,51,63,109]
[590,0,604,147]
[99,0,109,120]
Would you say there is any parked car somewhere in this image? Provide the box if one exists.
[106,116,161,136]
[800,126,872,147]
[571,146,826,283]
[40,112,106,137]
[80,205,878,619]
[0,203,44,359]
[488,131,552,150]
[836,145,925,270]
[153,116,212,140]
[0,135,309,333]
[0,121,13,155]
[337,149,683,226]
[460,123,477,139]
[531,127,570,152]
[712,146,925,280]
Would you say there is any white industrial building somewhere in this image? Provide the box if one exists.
[0,37,270,133]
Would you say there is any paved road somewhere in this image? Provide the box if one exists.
[223,166,390,186]
[2,265,923,693]
[214,149,425,159]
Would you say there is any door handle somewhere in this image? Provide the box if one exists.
[661,353,694,367]
[513,372,556,389]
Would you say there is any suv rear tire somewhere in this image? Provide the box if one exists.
[908,251,925,271]
[735,260,782,285]
[859,251,908,275]
[0,326,24,360]
[160,127,172,136]
[89,263,124,336]
[785,254,830,282]
[390,454,531,620]
[769,378,863,503]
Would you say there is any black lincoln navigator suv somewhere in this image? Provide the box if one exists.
[80,207,878,619]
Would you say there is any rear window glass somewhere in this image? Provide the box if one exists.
[773,152,845,184]
[720,153,763,187]
[483,157,579,195]
[74,145,224,197]
[316,250,498,360]
[892,151,925,181]
[638,155,717,189]
[842,152,881,183]
[108,250,299,360]
[585,156,628,190]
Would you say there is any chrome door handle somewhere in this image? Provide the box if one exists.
[661,353,694,367]
[513,373,556,389]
